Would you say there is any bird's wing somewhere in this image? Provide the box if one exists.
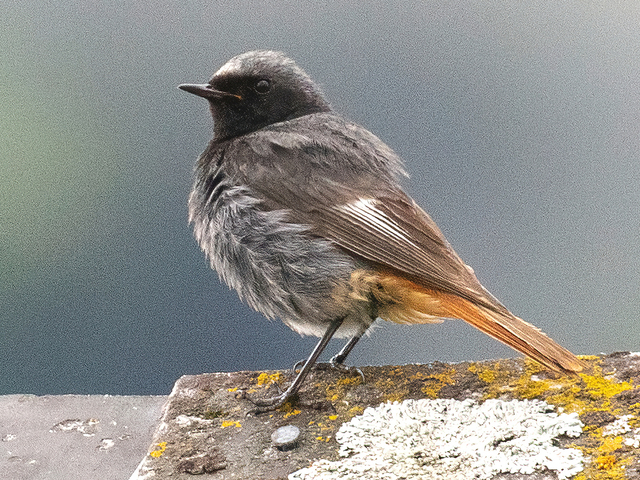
[224,121,583,374]
[225,119,506,314]
[311,194,506,310]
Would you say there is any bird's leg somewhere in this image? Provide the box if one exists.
[246,316,345,413]
[291,332,366,382]
[330,333,362,367]
[329,333,365,382]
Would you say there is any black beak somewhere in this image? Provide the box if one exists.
[178,83,241,100]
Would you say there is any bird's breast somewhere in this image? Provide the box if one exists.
[188,168,375,337]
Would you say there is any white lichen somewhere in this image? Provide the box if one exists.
[625,428,640,449]
[289,398,584,480]
[602,414,633,436]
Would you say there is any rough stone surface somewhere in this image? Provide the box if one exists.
[131,353,640,480]
[289,398,584,479]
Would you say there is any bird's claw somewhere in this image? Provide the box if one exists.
[243,389,296,414]
[328,356,365,383]
[292,356,365,383]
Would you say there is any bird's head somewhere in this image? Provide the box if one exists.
[179,50,332,140]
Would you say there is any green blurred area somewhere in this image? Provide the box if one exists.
[1,4,113,268]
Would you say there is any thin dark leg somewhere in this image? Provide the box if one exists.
[329,333,365,382]
[246,316,345,413]
[291,331,365,374]
[330,333,363,366]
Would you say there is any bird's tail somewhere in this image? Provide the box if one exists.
[439,293,584,375]
[370,273,584,375]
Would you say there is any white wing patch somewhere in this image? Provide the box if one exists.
[337,198,419,248]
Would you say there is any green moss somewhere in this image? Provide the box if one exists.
[201,409,227,420]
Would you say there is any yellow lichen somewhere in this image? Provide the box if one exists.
[311,421,335,433]
[599,435,624,454]
[256,372,282,386]
[581,373,632,401]
[374,377,409,403]
[568,420,634,480]
[420,367,455,399]
[556,356,636,480]
[465,355,637,480]
[542,358,633,415]
[595,455,617,470]
[468,364,498,384]
[277,400,302,418]
[578,354,601,361]
[570,437,630,480]
[515,376,552,400]
[325,375,364,403]
[513,358,563,400]
[220,420,241,428]
[469,361,515,399]
[337,377,361,386]
[628,404,640,428]
[545,384,591,414]
[348,406,364,416]
[523,357,547,376]
[149,441,167,458]
[575,457,629,480]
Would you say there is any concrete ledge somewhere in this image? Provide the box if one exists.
[131,353,640,480]
[0,394,166,480]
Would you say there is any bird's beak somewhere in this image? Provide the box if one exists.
[178,83,242,100]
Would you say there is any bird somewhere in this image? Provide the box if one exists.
[178,50,583,411]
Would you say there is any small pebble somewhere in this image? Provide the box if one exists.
[271,425,300,450]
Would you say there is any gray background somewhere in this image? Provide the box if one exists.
[2,0,638,395]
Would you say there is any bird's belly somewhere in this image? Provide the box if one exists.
[190,188,373,338]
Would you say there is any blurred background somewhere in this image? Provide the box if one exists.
[1,0,638,395]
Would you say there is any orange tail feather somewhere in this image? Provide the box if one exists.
[439,293,583,374]
[371,273,584,374]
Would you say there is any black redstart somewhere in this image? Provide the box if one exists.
[179,50,583,411]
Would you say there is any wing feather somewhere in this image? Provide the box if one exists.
[315,195,509,314]
[220,120,583,373]
[225,122,507,313]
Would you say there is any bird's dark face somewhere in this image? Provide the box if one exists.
[179,51,332,140]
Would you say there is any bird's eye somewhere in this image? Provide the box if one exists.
[254,79,271,94]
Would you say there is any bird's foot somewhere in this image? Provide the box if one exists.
[328,354,366,383]
[243,386,297,414]
[291,356,365,383]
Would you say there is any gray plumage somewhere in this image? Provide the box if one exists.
[179,50,583,398]
[188,112,404,338]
